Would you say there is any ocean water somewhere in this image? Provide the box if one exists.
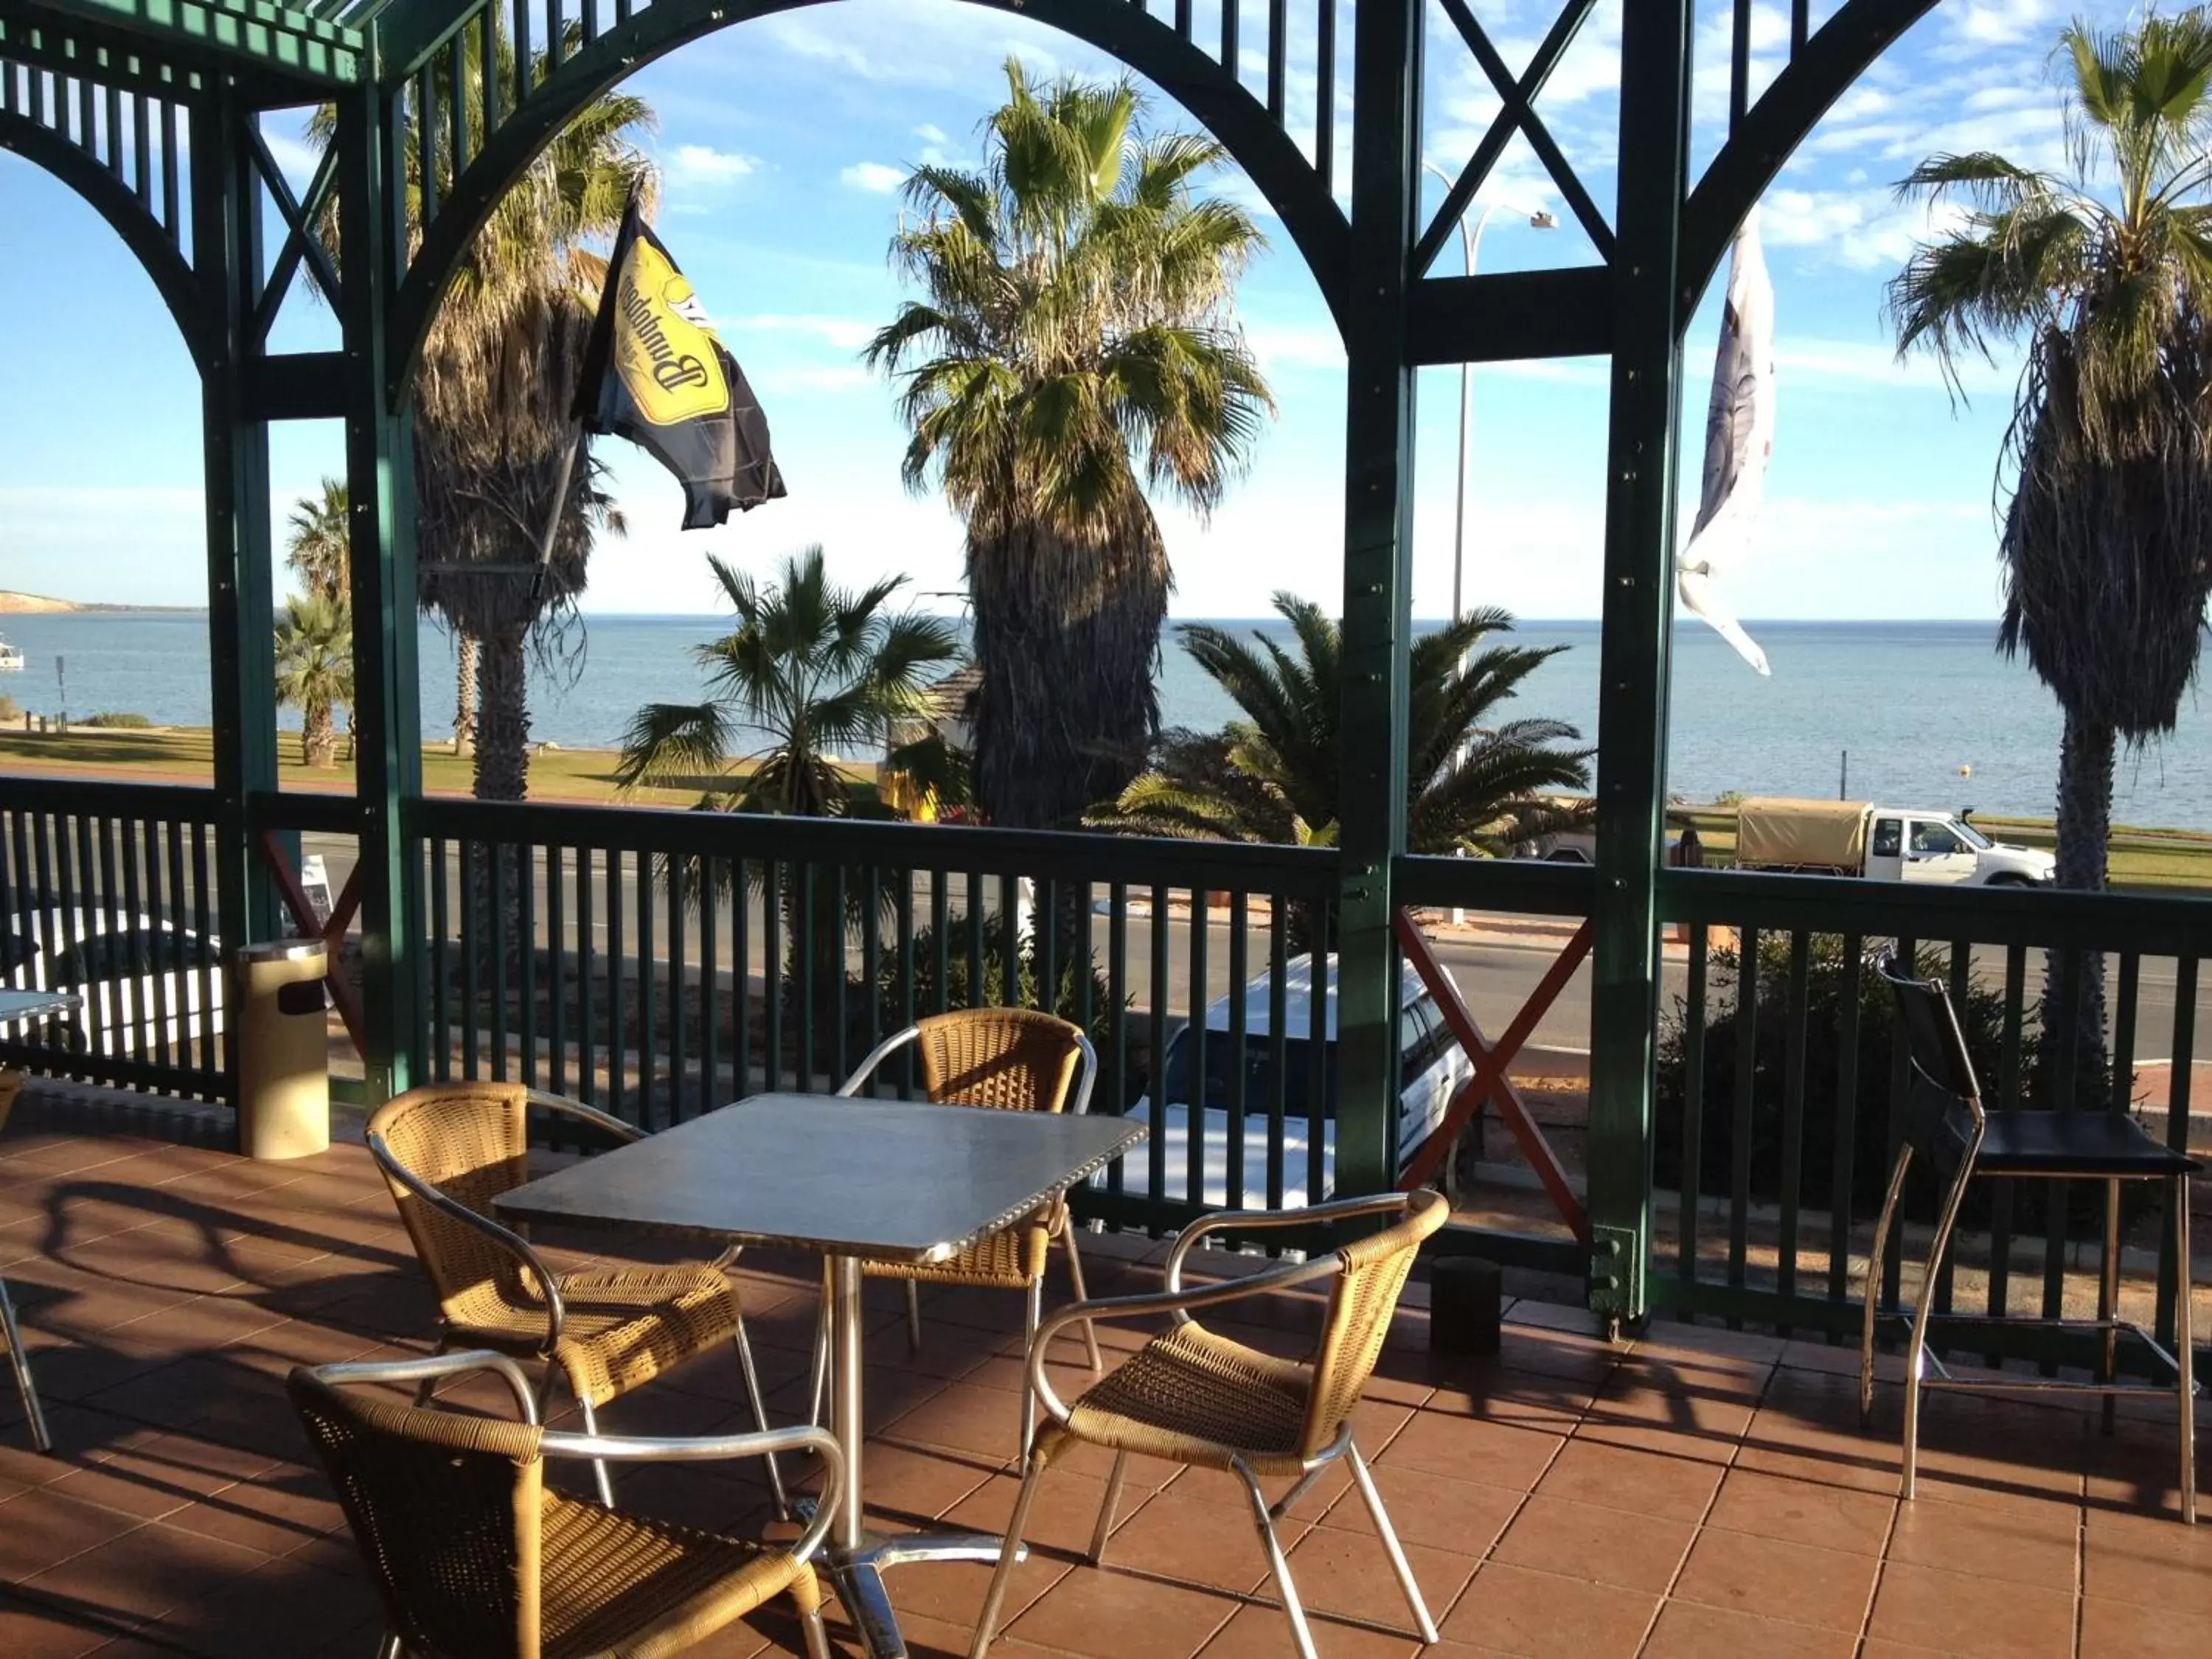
[4,610,2211,830]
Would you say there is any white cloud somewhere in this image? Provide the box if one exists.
[735,313,879,350]
[841,161,906,193]
[913,124,948,145]
[1944,0,2059,47]
[668,145,762,185]
[757,364,877,394]
[1244,323,1343,373]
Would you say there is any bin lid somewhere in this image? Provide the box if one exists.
[238,940,327,965]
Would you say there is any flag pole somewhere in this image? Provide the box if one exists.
[529,429,582,602]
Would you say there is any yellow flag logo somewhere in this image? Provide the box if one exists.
[613,237,732,427]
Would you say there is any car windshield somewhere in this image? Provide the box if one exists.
[1157,1031,1340,1120]
[1953,818,1992,849]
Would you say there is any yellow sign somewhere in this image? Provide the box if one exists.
[613,237,731,427]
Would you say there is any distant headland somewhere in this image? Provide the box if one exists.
[0,591,203,615]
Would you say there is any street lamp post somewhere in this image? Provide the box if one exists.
[1422,167,1554,925]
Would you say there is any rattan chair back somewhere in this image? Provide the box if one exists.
[288,1366,548,1658]
[1877,958,1986,1182]
[915,1009,1084,1114]
[369,1083,538,1315]
[1300,1189,1448,1454]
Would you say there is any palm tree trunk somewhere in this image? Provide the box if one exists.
[302,705,335,768]
[2044,709,2112,1109]
[453,630,479,756]
[473,626,531,802]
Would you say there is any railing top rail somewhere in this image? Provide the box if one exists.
[0,774,224,819]
[1394,852,1594,917]
[1663,866,2212,957]
[409,796,1343,890]
[245,790,358,835]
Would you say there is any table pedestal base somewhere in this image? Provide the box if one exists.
[830,1531,1026,1658]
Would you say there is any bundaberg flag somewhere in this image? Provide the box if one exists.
[576,198,785,529]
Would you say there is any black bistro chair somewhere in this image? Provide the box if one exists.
[1861,956,2199,1522]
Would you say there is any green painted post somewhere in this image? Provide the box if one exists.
[1586,0,1694,1331]
[1332,0,1422,1200]
[192,90,280,1108]
[335,84,425,1101]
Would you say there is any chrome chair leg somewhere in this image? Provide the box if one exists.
[572,1389,616,1509]
[1861,1146,1913,1429]
[1346,1439,1437,1642]
[1234,1456,1318,1659]
[1061,1225,1102,1372]
[1089,1451,1127,1565]
[1020,1277,1045,1461]
[805,1259,833,1430]
[2101,1176,2123,1434]
[2177,1174,2195,1526]
[970,1451,1046,1658]
[1902,1147,1977,1504]
[0,1273,50,1453]
[905,1281,924,1352]
[411,1338,453,1407]
[732,1312,790,1520]
[799,1602,832,1659]
[374,1631,404,1659]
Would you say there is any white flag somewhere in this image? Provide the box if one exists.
[1677,206,1775,676]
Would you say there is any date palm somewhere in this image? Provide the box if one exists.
[1093,596,1590,946]
[275,594,353,769]
[614,546,962,817]
[1888,13,2212,1079]
[867,60,1274,830]
[284,478,349,605]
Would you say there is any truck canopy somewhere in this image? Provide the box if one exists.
[1737,798,1870,870]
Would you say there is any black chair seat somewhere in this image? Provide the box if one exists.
[1976,1110,2199,1178]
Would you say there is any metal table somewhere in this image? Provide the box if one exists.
[495,1091,1145,1658]
[0,987,74,1453]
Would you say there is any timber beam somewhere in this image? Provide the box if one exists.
[15,0,363,87]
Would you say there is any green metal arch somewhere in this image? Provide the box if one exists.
[0,112,212,364]
[386,0,1352,402]
[1678,0,1940,327]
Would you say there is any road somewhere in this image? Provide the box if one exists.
[302,834,2212,1066]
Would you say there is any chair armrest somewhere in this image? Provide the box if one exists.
[1069,1032,1099,1116]
[309,1349,543,1422]
[1164,1192,1416,1295]
[369,1130,568,1350]
[524,1090,643,1144]
[540,1424,845,1565]
[1024,1256,1342,1431]
[835,1026,922,1097]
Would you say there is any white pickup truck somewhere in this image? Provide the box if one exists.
[1736,798,2053,887]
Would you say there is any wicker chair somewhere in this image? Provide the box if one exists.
[290,1350,840,1659]
[825,1008,1102,1453]
[971,1189,1450,1659]
[0,1071,48,1451]
[366,1082,786,1512]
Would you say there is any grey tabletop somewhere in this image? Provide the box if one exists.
[0,990,77,1027]
[494,1093,1147,1265]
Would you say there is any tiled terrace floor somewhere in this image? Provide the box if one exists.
[0,1117,2202,1659]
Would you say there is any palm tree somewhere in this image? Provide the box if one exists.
[310,33,651,801]
[285,478,349,604]
[275,594,354,768]
[614,546,963,816]
[1888,13,2212,1082]
[1093,596,1590,946]
[867,60,1274,831]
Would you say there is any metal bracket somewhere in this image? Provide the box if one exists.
[1587,1222,1644,1325]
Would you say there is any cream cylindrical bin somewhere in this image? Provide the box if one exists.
[234,940,330,1160]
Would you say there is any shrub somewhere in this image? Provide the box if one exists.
[879,911,1121,1057]
[83,711,153,728]
[0,694,18,722]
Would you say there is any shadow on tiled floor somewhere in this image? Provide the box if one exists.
[0,1121,2200,1658]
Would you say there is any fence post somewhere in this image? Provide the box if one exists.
[1586,0,1694,1332]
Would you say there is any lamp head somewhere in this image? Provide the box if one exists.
[1529,210,1559,230]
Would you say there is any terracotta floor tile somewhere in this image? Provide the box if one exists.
[1322,1461,1521,1556]
[1279,1520,1475,1630]
[1374,1410,1563,1492]
[1421,1363,1599,1431]
[2078,1596,2212,1659]
[1866,1559,2075,1659]
[873,1549,1071,1635]
[1104,1478,1304,1596]
[1531,1439,1722,1523]
[1669,1528,1879,1631]
[1638,1599,1858,1659]
[0,1490,150,1584]
[881,1379,1031,1463]
[1885,1490,2081,1590]
[943,1466,1123,1567]
[2081,1504,2212,1616]
[134,1550,383,1658]
[1703,1467,1896,1556]
[1200,1602,1422,1659]
[20,1517,271,1627]
[1005,1563,1239,1658]
[0,1590,120,1659]
[1440,1561,1658,1658]
[1487,1493,1695,1592]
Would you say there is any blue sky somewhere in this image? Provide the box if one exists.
[0,0,2145,621]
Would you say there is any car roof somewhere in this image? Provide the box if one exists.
[1191,953,1433,1043]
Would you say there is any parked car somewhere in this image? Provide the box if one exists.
[0,906,223,1059]
[1735,798,2053,886]
[1120,953,1473,1209]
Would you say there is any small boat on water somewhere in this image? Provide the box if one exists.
[0,636,23,672]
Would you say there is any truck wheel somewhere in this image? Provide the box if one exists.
[1985,874,2033,888]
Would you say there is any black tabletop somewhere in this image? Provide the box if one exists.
[0,990,77,1028]
[493,1093,1147,1265]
